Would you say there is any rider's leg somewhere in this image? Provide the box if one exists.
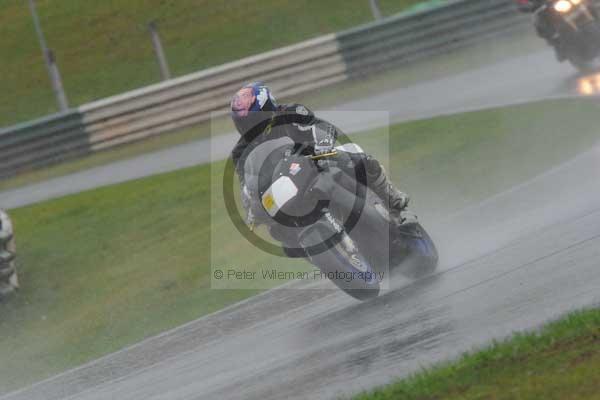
[365,156,410,213]
[334,145,409,214]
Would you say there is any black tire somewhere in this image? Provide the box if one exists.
[0,231,12,245]
[397,223,438,280]
[568,22,600,72]
[0,263,15,280]
[0,250,14,265]
[301,228,380,301]
[0,283,17,299]
[568,55,598,72]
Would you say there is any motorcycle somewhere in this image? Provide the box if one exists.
[537,0,600,71]
[243,137,438,301]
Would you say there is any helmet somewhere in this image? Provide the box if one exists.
[230,82,277,137]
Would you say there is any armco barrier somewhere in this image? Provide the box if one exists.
[0,0,528,179]
[338,0,526,76]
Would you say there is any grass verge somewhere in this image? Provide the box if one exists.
[352,307,600,400]
[1,97,599,393]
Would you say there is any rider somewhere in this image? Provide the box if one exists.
[515,0,563,59]
[230,82,409,240]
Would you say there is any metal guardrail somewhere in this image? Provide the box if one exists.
[0,0,528,179]
[338,0,527,76]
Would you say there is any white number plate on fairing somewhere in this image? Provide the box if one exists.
[261,176,298,217]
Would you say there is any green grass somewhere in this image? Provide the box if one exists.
[351,307,600,400]
[0,0,425,127]
[2,97,600,393]
[0,162,255,392]
[356,97,600,219]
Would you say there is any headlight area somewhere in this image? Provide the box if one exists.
[554,0,574,13]
[577,73,600,95]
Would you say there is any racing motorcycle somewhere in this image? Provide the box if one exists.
[538,0,600,70]
[244,137,438,301]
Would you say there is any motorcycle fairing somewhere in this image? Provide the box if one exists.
[261,176,298,217]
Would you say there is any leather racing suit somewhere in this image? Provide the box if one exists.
[231,104,408,252]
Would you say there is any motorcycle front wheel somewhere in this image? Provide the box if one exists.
[566,22,600,72]
[300,224,381,301]
[394,222,438,280]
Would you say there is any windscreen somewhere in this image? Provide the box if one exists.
[243,137,295,194]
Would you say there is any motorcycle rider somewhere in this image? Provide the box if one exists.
[230,82,409,248]
[515,0,563,59]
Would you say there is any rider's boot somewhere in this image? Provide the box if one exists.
[366,158,409,216]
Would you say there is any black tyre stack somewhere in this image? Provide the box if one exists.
[0,209,18,300]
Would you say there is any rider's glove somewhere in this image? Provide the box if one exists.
[240,184,266,229]
[241,184,253,213]
[312,122,337,155]
[246,208,255,231]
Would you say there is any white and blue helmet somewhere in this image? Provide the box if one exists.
[231,82,277,136]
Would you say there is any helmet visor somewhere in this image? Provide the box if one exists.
[231,87,256,117]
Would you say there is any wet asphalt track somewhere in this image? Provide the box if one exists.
[4,141,600,400]
[2,46,600,399]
